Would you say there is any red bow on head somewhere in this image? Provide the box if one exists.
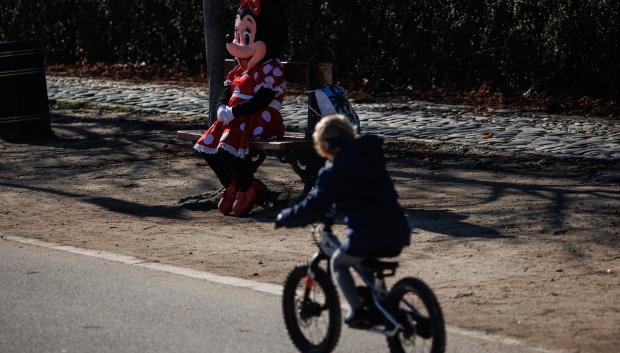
[239,0,261,16]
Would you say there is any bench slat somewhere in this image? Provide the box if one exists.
[177,130,312,151]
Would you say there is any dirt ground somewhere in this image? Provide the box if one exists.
[1,107,619,353]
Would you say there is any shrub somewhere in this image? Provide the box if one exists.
[1,0,618,98]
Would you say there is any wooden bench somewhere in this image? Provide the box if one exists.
[177,59,333,200]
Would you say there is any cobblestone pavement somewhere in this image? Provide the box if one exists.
[48,76,620,160]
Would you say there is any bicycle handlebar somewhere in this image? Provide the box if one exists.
[274,208,337,230]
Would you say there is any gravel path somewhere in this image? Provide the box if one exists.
[48,76,620,160]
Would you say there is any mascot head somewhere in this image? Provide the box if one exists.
[226,0,287,71]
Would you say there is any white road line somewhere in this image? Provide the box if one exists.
[4,235,282,295]
[4,235,566,353]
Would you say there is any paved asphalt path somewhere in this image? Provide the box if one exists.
[1,240,554,353]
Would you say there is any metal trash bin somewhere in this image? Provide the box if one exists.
[0,40,51,141]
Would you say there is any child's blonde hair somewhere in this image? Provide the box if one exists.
[312,114,357,157]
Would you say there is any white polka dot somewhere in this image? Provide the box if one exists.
[233,86,240,93]
[253,72,259,80]
[273,68,282,77]
[263,64,273,74]
[203,134,214,145]
[261,111,271,122]
[253,126,263,136]
[265,76,275,86]
[220,131,229,141]
[269,100,281,110]
[240,123,246,131]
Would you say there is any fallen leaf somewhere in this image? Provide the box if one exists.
[480,132,494,140]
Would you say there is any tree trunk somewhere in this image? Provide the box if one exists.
[202,0,226,126]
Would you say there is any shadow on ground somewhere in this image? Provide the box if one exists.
[392,168,620,235]
[0,182,188,220]
[2,108,618,252]
[405,208,508,238]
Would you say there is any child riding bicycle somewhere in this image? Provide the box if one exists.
[276,114,411,327]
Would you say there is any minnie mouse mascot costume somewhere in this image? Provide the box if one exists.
[194,0,287,216]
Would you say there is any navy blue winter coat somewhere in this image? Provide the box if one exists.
[278,135,411,258]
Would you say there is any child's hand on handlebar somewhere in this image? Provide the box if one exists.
[275,212,285,229]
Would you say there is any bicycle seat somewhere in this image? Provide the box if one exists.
[362,259,399,277]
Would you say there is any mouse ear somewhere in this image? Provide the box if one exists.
[239,0,260,16]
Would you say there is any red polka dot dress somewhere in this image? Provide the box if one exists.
[194,58,286,158]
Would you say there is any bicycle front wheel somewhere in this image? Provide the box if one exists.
[282,262,341,353]
[386,277,446,353]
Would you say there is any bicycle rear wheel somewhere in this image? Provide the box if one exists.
[386,277,446,353]
[282,262,341,353]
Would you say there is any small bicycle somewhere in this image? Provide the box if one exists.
[279,217,446,353]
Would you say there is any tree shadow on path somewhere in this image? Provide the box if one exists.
[0,182,188,220]
[405,208,508,238]
[391,169,620,234]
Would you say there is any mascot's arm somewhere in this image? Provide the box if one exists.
[231,87,276,118]
[217,85,232,108]
[215,85,235,125]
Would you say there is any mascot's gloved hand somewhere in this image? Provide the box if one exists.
[217,105,235,125]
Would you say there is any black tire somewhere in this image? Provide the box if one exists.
[386,277,446,353]
[282,262,342,353]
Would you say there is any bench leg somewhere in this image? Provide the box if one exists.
[279,150,322,203]
[290,157,316,202]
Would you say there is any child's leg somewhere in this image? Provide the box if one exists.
[202,151,234,187]
[330,248,363,311]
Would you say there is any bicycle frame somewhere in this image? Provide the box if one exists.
[305,223,405,337]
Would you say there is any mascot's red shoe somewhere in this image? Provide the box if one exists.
[218,181,238,215]
[232,179,266,216]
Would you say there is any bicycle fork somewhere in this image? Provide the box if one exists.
[301,251,327,301]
